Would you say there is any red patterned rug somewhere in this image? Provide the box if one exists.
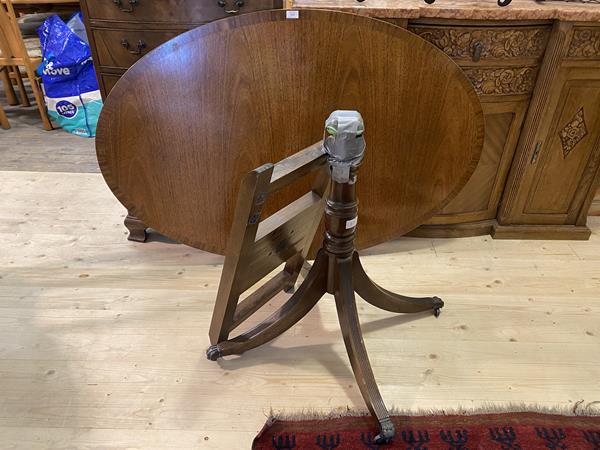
[253,412,600,449]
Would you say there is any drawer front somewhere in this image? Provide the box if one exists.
[462,66,539,96]
[85,0,282,24]
[409,25,551,63]
[99,73,123,97]
[93,29,181,69]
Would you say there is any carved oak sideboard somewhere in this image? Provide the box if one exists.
[290,1,600,241]
[406,19,600,240]
[79,0,283,98]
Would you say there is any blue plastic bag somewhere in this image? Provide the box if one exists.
[38,13,102,137]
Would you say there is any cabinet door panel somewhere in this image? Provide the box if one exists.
[427,101,526,226]
[441,112,513,215]
[525,80,600,216]
[408,24,550,64]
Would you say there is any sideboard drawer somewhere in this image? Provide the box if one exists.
[86,0,282,24]
[99,73,123,96]
[461,65,539,96]
[409,25,551,63]
[92,28,181,69]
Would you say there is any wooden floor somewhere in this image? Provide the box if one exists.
[1,120,600,449]
[0,100,98,173]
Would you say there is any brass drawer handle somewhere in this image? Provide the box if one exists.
[113,0,139,13]
[217,0,244,14]
[472,42,483,62]
[121,39,146,55]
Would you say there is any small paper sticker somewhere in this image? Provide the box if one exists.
[286,10,299,19]
[346,217,358,229]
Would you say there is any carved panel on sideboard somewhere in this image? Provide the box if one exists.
[409,25,551,60]
[567,27,600,59]
[558,106,588,158]
[463,66,538,96]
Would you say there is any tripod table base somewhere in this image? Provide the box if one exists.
[206,249,443,443]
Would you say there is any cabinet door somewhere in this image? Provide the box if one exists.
[410,20,550,237]
[427,101,527,225]
[499,66,600,226]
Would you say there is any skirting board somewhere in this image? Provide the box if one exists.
[492,223,592,240]
[409,220,593,240]
[408,219,495,239]
[589,199,600,216]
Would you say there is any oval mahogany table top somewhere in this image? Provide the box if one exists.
[96,9,484,256]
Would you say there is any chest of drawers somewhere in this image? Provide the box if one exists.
[80,0,283,98]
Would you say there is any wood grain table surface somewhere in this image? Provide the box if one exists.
[96,9,484,256]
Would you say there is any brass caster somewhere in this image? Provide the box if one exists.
[206,345,222,361]
[374,417,395,444]
[284,285,296,294]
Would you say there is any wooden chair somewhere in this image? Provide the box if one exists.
[0,61,18,105]
[0,0,52,130]
[0,68,9,128]
[0,105,7,128]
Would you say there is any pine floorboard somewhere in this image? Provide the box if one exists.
[0,150,598,448]
[0,115,600,450]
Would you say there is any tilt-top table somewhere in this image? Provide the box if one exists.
[96,9,484,444]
